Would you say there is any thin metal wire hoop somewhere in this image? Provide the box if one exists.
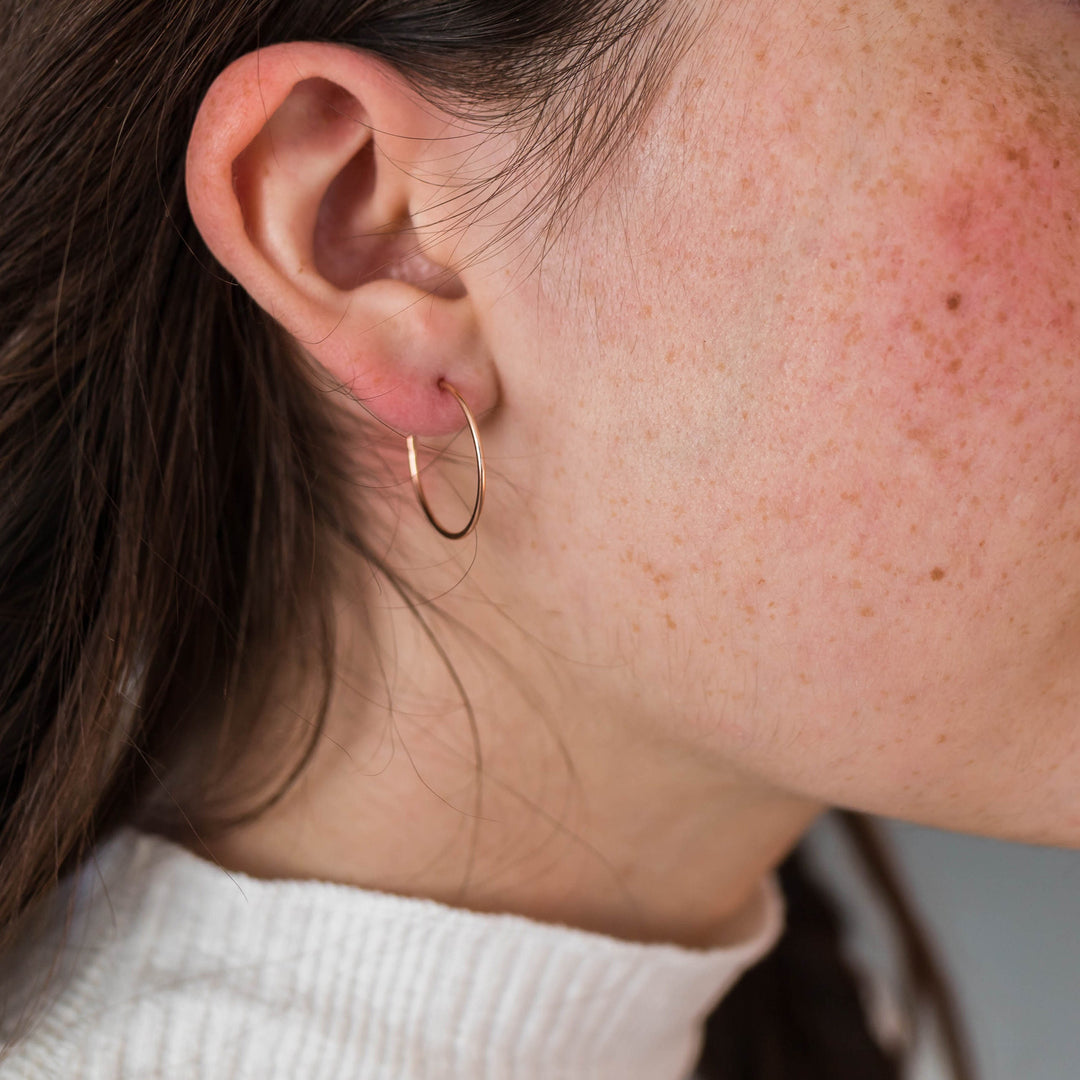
[406,381,486,540]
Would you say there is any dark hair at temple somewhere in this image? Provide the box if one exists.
[0,2,974,1076]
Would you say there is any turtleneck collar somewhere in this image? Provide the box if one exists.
[3,826,783,1079]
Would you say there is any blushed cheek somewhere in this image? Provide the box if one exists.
[748,134,1080,645]
[833,134,1080,490]
[802,8,1080,476]
[925,143,1080,331]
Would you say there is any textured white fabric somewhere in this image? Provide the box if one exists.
[0,827,784,1079]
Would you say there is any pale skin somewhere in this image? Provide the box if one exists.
[184,0,1080,948]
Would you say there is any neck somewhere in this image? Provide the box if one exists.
[196,546,821,949]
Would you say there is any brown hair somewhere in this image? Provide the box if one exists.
[0,2,974,1077]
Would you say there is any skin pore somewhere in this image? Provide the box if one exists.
[185,0,1080,948]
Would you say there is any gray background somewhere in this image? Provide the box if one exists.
[806,816,1080,1080]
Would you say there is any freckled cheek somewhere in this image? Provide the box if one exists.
[778,338,1080,591]
[797,160,1080,523]
[733,259,1080,654]
[924,157,1080,325]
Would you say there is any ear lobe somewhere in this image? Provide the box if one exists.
[185,42,497,436]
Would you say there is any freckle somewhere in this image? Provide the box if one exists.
[930,566,946,581]
[1054,158,1062,169]
[665,614,677,630]
[945,291,962,311]
[664,348,677,364]
[971,52,986,72]
[1005,146,1031,170]
[859,606,875,617]
[946,358,962,373]
[936,733,947,744]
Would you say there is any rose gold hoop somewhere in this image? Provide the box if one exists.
[406,381,486,540]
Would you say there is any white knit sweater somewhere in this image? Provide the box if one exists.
[0,828,784,1080]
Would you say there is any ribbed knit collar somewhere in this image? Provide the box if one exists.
[5,826,784,1079]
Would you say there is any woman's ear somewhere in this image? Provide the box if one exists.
[185,41,498,436]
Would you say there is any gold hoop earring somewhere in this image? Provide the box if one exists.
[406,381,486,540]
